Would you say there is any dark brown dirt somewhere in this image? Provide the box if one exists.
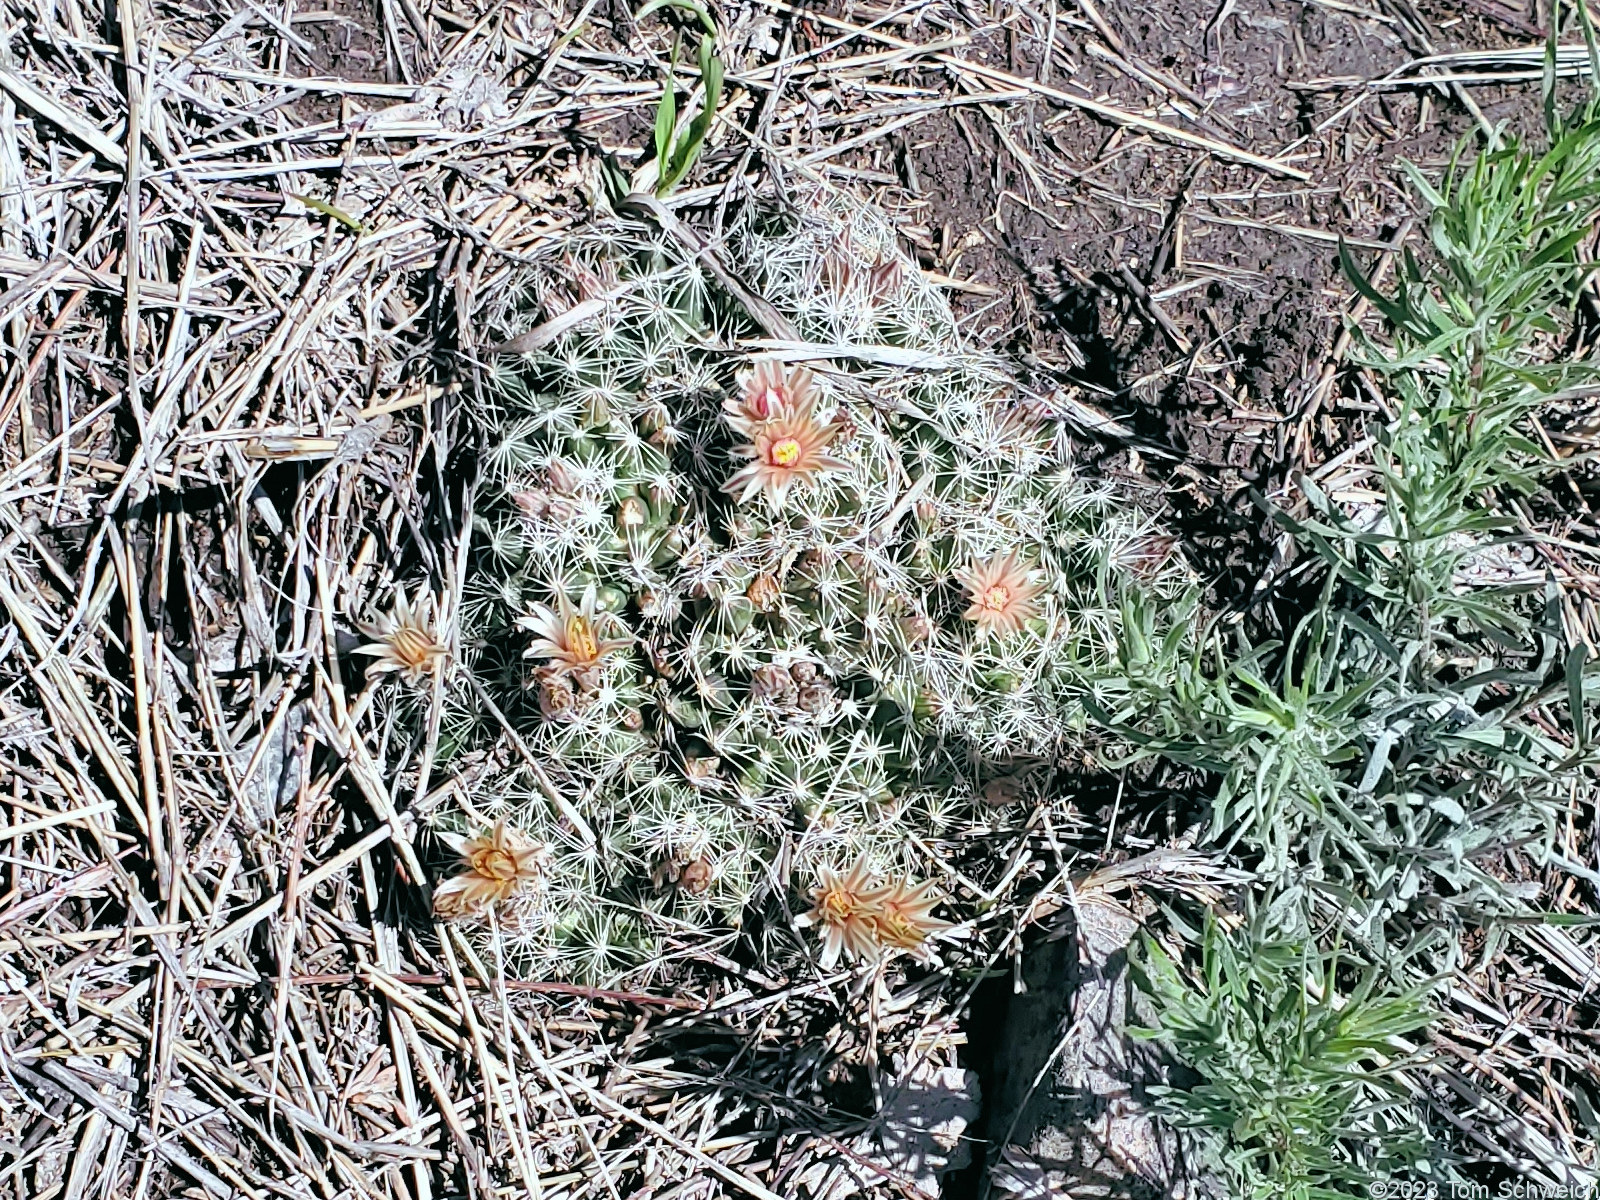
[297,0,391,79]
[288,0,398,123]
[887,0,1543,608]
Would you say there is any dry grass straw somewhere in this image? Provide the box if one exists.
[0,0,1076,1193]
[0,0,1594,1194]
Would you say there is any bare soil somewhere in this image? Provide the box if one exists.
[888,0,1540,608]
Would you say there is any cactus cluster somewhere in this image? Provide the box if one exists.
[435,187,1184,978]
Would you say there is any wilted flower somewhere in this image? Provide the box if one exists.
[679,857,714,894]
[520,584,628,677]
[727,360,816,432]
[820,230,857,295]
[794,675,838,716]
[354,588,449,684]
[746,572,783,612]
[777,661,838,716]
[433,821,548,919]
[637,586,681,623]
[651,855,681,890]
[992,397,1052,445]
[643,637,676,679]
[723,395,847,511]
[683,756,721,786]
[512,459,580,522]
[749,663,797,703]
[821,227,905,304]
[652,853,716,894]
[799,858,890,969]
[866,256,903,302]
[544,458,578,494]
[957,552,1043,636]
[616,496,648,530]
[534,666,578,718]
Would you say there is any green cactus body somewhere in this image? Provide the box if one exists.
[448,188,1183,978]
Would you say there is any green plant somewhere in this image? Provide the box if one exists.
[1315,112,1600,639]
[1104,40,1600,1188]
[638,0,724,197]
[1095,585,1577,959]
[441,189,1185,977]
[1095,74,1600,929]
[1131,910,1435,1199]
[1092,591,1367,868]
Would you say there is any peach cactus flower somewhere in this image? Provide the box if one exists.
[519,584,628,678]
[799,858,892,969]
[723,395,847,511]
[355,588,449,684]
[799,858,951,967]
[433,821,548,919]
[956,552,1043,636]
[872,876,954,952]
[726,360,816,432]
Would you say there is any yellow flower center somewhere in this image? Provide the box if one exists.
[768,437,804,468]
[819,888,857,923]
[979,584,1012,612]
[470,845,518,882]
[566,617,600,663]
[391,626,438,668]
[876,910,923,948]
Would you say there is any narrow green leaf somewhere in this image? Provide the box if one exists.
[1566,643,1588,749]
[653,37,679,172]
[658,35,722,194]
[290,193,369,233]
[653,81,676,169]
[1337,238,1411,329]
